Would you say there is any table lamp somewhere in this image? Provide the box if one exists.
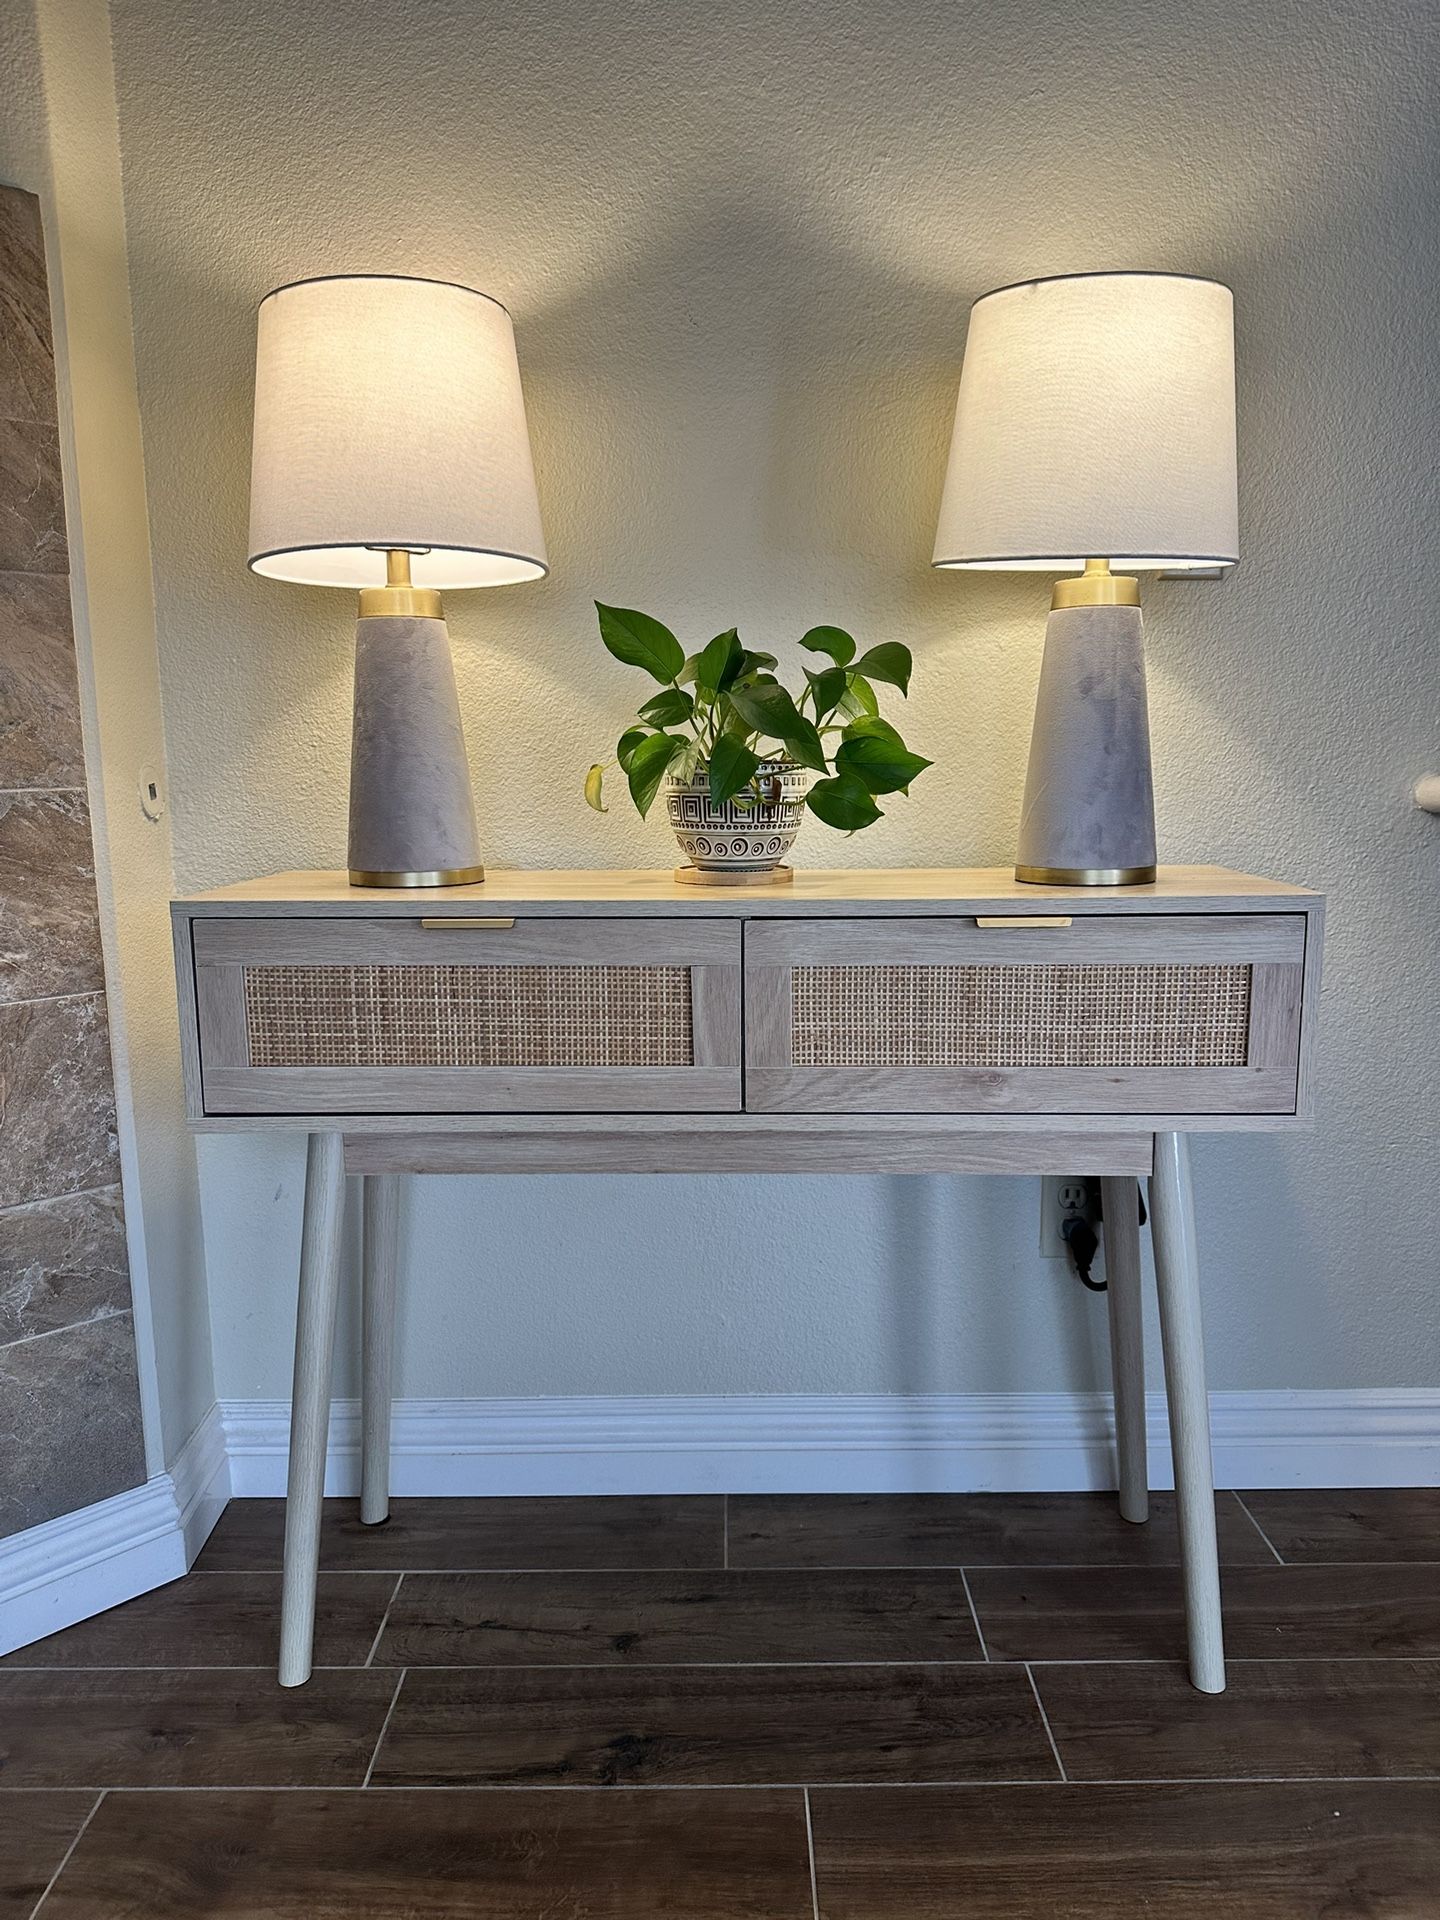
[248,273,548,886]
[932,271,1238,884]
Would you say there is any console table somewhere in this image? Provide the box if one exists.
[171,867,1324,1692]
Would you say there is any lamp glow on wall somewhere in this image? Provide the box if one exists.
[248,273,547,887]
[933,271,1238,885]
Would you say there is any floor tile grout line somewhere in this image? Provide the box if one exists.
[11,1655,1440,1675]
[1231,1492,1287,1565]
[28,1789,104,1918]
[364,1573,406,1667]
[803,1788,821,1920]
[361,1669,407,1789]
[7,1775,1440,1795]
[958,1569,990,1661]
[189,1558,1440,1574]
[1024,1662,1068,1783]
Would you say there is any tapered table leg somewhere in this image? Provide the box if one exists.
[1100,1175,1148,1524]
[279,1131,346,1688]
[360,1173,401,1526]
[1149,1131,1225,1693]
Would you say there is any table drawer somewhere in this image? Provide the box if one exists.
[186,917,742,1114]
[744,914,1307,1115]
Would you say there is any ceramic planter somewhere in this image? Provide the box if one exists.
[666,760,809,880]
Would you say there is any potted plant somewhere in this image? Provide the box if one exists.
[584,603,930,882]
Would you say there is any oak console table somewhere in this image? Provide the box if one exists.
[172,867,1324,1692]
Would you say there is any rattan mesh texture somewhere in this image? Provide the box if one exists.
[244,964,694,1068]
[790,963,1250,1068]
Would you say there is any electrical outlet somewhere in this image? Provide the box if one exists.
[1040,1176,1095,1257]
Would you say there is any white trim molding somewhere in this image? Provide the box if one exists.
[221,1389,1440,1500]
[4,1390,1434,1655]
[0,1403,229,1656]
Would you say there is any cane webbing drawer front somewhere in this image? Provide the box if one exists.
[746,915,1307,1115]
[244,964,694,1068]
[791,962,1252,1068]
[190,918,741,1114]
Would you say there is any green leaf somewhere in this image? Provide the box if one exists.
[733,649,778,684]
[850,642,913,695]
[626,732,685,818]
[584,764,607,813]
[727,680,828,773]
[804,665,848,720]
[800,624,857,667]
[835,732,933,795]
[677,654,700,687]
[806,772,883,832]
[842,714,902,744]
[595,603,685,683]
[695,628,742,697]
[672,737,704,785]
[708,730,762,806]
[616,726,650,773]
[638,687,695,727]
[836,673,880,721]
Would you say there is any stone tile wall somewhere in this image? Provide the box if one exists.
[0,184,145,1538]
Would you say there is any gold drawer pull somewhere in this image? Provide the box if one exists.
[420,916,516,929]
[974,915,1073,929]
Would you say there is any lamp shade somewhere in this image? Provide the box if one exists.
[248,273,547,590]
[932,271,1237,572]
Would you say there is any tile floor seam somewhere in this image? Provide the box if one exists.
[1231,1493,1287,1565]
[364,1574,406,1667]
[1024,1663,1068,1783]
[12,1654,1440,1675]
[189,1559,1440,1573]
[958,1570,990,1661]
[803,1787,821,1920]
[6,1775,1440,1795]
[27,1788,104,1918]
[361,1670,407,1789]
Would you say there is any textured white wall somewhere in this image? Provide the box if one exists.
[109,0,1437,1401]
[3,0,212,1461]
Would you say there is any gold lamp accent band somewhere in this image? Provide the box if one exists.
[349,864,487,887]
[1050,557,1141,610]
[1015,863,1158,886]
[358,547,444,620]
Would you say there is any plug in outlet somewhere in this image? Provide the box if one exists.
[1040,1177,1095,1257]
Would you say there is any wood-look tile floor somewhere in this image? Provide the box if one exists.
[3,1489,1437,1916]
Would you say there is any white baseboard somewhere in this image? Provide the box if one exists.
[221,1389,1440,1499]
[4,1391,1433,1654]
[0,1402,229,1655]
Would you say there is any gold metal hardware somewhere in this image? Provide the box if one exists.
[419,916,515,929]
[348,865,487,887]
[1050,557,1141,610]
[974,916,1074,928]
[1014,864,1157,887]
[357,547,444,620]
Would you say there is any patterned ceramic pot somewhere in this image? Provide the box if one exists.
[666,760,809,877]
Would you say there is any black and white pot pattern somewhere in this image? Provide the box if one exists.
[666,760,809,874]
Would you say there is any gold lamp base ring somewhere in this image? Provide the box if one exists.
[1015,863,1157,887]
[349,865,486,889]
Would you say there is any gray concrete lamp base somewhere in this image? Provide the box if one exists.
[1015,602,1158,887]
[347,614,484,888]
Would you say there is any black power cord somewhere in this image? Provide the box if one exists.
[1062,1186,1149,1293]
[1060,1211,1105,1290]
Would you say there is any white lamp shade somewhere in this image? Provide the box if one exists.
[932,271,1238,572]
[248,274,548,590]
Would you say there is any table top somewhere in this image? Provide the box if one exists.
[176,865,1321,919]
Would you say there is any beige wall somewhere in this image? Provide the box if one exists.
[2,0,211,1463]
[108,0,1437,1400]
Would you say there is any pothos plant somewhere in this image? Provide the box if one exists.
[583,603,931,831]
